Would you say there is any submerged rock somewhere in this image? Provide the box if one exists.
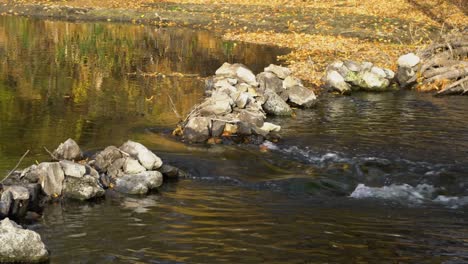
[0,218,49,263]
[52,138,82,161]
[114,171,163,195]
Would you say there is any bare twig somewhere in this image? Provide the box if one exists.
[43,146,58,160]
[167,94,182,120]
[1,150,30,184]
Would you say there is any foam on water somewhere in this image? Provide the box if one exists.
[350,184,468,208]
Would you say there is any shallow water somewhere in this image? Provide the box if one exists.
[1,16,468,263]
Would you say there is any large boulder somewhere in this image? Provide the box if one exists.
[63,175,105,201]
[52,138,82,161]
[262,89,292,116]
[94,146,123,172]
[114,171,163,195]
[119,141,163,170]
[257,72,284,95]
[0,218,49,263]
[215,63,258,86]
[287,85,317,107]
[183,117,211,143]
[37,162,65,197]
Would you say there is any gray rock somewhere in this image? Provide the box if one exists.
[1,186,29,219]
[262,89,292,116]
[60,160,86,178]
[348,71,390,91]
[234,92,251,109]
[120,141,163,170]
[396,53,420,88]
[236,83,251,93]
[287,85,317,107]
[52,138,82,161]
[107,157,125,178]
[261,122,281,132]
[37,162,65,197]
[63,175,105,201]
[0,218,49,263]
[114,171,163,195]
[282,76,303,89]
[199,97,232,116]
[211,120,225,137]
[237,122,253,135]
[237,109,265,127]
[158,164,184,179]
[257,72,283,94]
[20,165,40,183]
[184,117,211,142]
[264,64,291,79]
[123,158,146,174]
[215,63,258,86]
[94,146,123,172]
[324,70,351,94]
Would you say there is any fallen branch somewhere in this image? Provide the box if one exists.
[43,146,58,161]
[1,150,30,184]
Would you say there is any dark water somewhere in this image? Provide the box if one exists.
[1,16,468,263]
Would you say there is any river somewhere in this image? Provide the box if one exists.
[0,16,467,263]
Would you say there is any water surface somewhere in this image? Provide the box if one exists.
[1,16,468,263]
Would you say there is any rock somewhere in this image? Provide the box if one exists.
[114,171,163,195]
[361,62,373,71]
[264,64,291,79]
[384,69,395,79]
[94,146,123,172]
[237,109,265,127]
[287,85,317,107]
[85,165,100,179]
[158,164,183,180]
[1,186,29,219]
[234,92,251,109]
[236,83,250,93]
[343,60,361,72]
[20,165,40,183]
[52,138,82,161]
[107,157,125,178]
[224,123,238,134]
[261,122,281,132]
[282,76,303,89]
[59,160,86,178]
[184,117,211,142]
[0,218,49,263]
[262,89,292,116]
[0,191,12,218]
[199,97,232,116]
[370,66,387,78]
[324,70,351,94]
[257,72,283,94]
[63,175,105,201]
[120,140,163,170]
[123,158,146,174]
[397,53,420,68]
[215,63,258,86]
[211,120,226,137]
[37,162,65,197]
[357,71,390,91]
[24,184,41,212]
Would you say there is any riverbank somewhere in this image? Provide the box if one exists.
[1,0,466,87]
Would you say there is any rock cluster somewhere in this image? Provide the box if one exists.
[396,53,421,88]
[323,60,395,94]
[179,63,316,143]
[0,218,49,263]
[0,139,185,220]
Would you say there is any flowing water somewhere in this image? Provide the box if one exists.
[1,16,468,263]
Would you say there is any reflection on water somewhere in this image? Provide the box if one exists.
[1,16,468,263]
[0,16,286,173]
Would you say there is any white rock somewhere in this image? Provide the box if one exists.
[119,141,163,170]
[325,70,351,93]
[282,76,303,89]
[60,160,86,178]
[398,53,420,68]
[37,162,65,196]
[0,218,49,263]
[114,171,163,195]
[123,158,146,174]
[370,66,387,78]
[261,122,281,132]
